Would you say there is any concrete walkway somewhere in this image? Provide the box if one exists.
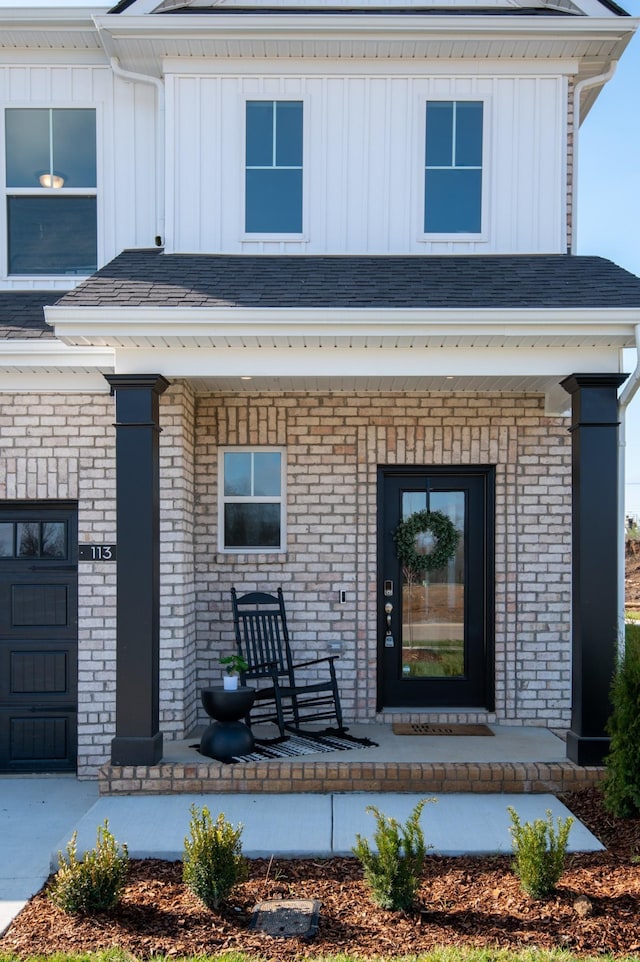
[0,776,603,937]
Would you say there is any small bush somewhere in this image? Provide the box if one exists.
[182,805,247,910]
[507,807,573,899]
[352,799,430,910]
[603,626,640,818]
[48,820,129,915]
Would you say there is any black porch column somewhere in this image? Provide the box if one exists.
[105,374,170,766]
[561,373,627,766]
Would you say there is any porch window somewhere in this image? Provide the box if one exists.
[424,101,483,234]
[245,101,303,234]
[220,448,285,552]
[5,108,97,276]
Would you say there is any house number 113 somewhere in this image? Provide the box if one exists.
[78,544,117,561]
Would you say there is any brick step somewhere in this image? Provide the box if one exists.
[99,759,605,796]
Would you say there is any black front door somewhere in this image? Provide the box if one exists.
[0,503,78,772]
[378,468,493,709]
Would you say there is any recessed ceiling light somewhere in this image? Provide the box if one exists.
[240,376,253,381]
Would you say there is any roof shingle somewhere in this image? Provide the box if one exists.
[55,250,640,311]
[0,292,61,339]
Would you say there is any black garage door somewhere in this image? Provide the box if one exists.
[0,504,78,772]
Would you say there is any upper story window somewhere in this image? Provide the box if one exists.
[245,101,303,234]
[5,108,97,276]
[424,101,483,235]
[220,448,286,552]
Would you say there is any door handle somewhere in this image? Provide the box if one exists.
[384,602,395,647]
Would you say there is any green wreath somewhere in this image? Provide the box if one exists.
[393,509,459,573]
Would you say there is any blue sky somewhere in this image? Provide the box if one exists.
[1,0,639,507]
[577,0,640,515]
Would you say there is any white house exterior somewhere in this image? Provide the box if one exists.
[0,0,638,780]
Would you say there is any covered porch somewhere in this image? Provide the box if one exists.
[98,721,605,795]
[45,251,640,780]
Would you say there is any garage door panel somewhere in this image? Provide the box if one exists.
[0,576,77,639]
[9,644,75,697]
[0,709,76,771]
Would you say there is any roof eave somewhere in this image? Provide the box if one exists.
[45,304,640,346]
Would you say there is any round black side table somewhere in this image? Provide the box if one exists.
[200,687,256,762]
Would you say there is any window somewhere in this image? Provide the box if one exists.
[220,448,285,551]
[5,108,97,275]
[0,519,67,559]
[424,101,483,234]
[245,101,303,234]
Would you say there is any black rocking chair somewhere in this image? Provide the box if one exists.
[230,587,345,738]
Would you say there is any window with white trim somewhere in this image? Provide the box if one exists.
[220,448,286,552]
[5,108,97,276]
[424,101,483,234]
[245,101,303,234]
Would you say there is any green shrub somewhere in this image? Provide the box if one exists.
[48,820,129,915]
[352,799,430,910]
[507,807,573,899]
[182,805,247,910]
[603,626,640,817]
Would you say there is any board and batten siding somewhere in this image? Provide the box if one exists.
[167,68,568,255]
[0,62,157,290]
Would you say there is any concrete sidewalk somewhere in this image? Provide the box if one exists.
[0,777,603,937]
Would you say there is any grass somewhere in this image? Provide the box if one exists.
[2,952,640,962]
[626,622,640,643]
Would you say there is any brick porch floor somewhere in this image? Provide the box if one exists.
[98,723,605,795]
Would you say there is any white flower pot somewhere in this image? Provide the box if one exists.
[223,675,239,691]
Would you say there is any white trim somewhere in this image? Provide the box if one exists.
[46,304,640,338]
[0,372,112,393]
[94,13,639,36]
[242,95,307,240]
[2,104,100,282]
[112,344,621,378]
[218,446,287,554]
[0,340,114,368]
[419,96,490,243]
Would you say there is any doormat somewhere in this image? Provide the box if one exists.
[392,722,494,736]
[233,728,377,762]
[193,728,377,763]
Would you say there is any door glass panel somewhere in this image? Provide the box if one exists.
[42,522,66,558]
[401,490,465,680]
[0,523,13,557]
[17,522,40,557]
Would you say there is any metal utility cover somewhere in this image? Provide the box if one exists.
[250,899,321,939]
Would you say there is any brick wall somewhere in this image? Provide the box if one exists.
[194,391,573,732]
[0,391,117,777]
[0,386,573,777]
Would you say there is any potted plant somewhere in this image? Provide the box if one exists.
[220,654,249,691]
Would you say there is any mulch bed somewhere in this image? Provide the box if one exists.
[2,787,640,960]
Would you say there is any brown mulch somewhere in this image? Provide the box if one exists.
[626,541,640,607]
[2,787,640,959]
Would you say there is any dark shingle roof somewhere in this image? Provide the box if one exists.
[0,292,61,339]
[55,250,640,310]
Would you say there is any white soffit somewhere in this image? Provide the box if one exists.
[92,14,637,76]
[45,305,640,350]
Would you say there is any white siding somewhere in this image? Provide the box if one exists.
[167,66,568,256]
[0,62,157,290]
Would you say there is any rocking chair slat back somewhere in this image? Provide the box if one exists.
[230,586,345,737]
[240,609,290,679]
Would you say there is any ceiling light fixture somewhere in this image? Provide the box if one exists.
[38,172,65,189]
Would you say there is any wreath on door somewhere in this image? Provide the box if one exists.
[393,509,459,573]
